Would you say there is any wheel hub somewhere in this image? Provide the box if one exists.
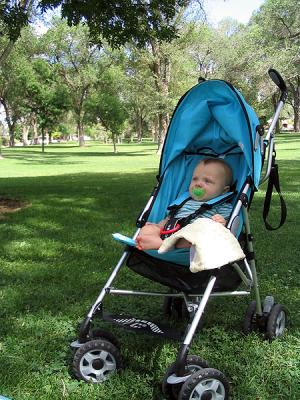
[275,311,286,336]
[80,349,117,382]
[192,378,225,400]
[201,392,213,400]
[92,358,104,370]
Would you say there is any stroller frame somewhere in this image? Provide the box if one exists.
[71,70,288,397]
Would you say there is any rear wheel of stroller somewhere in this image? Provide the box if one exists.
[162,356,209,400]
[243,300,257,334]
[163,297,185,319]
[73,339,122,383]
[266,304,287,340]
[178,368,229,400]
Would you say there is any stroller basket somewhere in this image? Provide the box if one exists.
[126,247,244,294]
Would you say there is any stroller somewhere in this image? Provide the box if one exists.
[71,69,288,399]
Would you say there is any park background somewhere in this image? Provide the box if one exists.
[0,0,299,399]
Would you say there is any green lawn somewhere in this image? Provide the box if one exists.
[0,137,299,400]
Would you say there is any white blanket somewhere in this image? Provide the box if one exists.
[158,218,245,273]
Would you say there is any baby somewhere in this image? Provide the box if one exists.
[136,158,233,251]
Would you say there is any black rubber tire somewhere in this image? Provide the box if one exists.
[73,339,122,383]
[243,300,257,334]
[163,296,189,320]
[163,296,174,317]
[266,304,287,340]
[162,356,209,400]
[89,328,121,349]
[163,297,204,331]
[178,368,230,400]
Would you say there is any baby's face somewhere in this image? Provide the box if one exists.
[189,162,229,201]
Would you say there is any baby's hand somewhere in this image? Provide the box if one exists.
[212,214,226,226]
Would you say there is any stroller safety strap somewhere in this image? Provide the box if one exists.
[161,191,235,239]
[167,191,235,209]
[263,162,287,230]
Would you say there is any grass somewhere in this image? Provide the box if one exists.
[0,136,299,400]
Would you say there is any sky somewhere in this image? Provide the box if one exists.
[205,0,265,25]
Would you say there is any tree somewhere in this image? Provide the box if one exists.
[0,26,70,147]
[0,27,39,146]
[0,0,34,66]
[42,19,106,146]
[248,0,300,130]
[25,58,71,150]
[38,0,189,47]
[85,65,127,153]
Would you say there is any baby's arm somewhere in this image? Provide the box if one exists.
[136,232,163,250]
[136,217,168,250]
[211,214,226,226]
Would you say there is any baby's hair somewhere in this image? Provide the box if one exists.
[199,158,233,187]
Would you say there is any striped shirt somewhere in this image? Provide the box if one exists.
[174,199,233,223]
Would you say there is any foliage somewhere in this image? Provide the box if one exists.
[0,0,31,41]
[250,0,300,129]
[41,19,110,145]
[38,0,189,47]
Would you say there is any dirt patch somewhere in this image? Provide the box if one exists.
[0,198,30,215]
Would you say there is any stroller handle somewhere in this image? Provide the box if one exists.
[268,69,288,98]
[260,69,288,184]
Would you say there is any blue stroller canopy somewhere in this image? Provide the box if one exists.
[146,80,262,265]
[159,80,262,187]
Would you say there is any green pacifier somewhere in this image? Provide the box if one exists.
[192,187,205,199]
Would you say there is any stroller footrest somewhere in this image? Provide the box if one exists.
[102,312,182,340]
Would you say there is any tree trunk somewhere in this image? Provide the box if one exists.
[293,81,300,132]
[136,112,143,142]
[112,133,117,153]
[272,94,280,133]
[77,120,85,147]
[22,124,30,146]
[149,39,171,151]
[1,98,15,147]
[0,123,4,159]
[150,124,157,142]
[287,77,300,132]
[157,113,169,154]
[294,108,300,132]
[32,115,39,144]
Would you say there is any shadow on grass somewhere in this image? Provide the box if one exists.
[0,160,299,399]
[3,144,158,165]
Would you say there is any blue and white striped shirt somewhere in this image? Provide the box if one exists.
[174,199,233,223]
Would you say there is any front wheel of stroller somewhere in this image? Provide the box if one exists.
[73,339,122,383]
[89,328,121,349]
[178,368,230,400]
[162,356,209,399]
[243,300,257,334]
[266,304,287,340]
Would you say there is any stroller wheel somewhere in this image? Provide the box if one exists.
[266,304,287,340]
[243,300,257,334]
[162,356,209,399]
[73,339,122,383]
[178,368,229,400]
[89,328,121,349]
[163,297,185,319]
